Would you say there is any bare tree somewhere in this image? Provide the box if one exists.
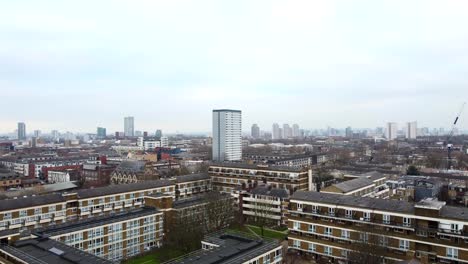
[202,192,235,232]
[249,195,278,236]
[347,231,387,263]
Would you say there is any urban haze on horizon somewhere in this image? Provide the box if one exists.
[1,0,468,134]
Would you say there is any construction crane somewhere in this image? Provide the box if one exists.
[446,102,466,170]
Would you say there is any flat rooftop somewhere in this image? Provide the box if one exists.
[291,191,468,221]
[76,179,173,198]
[165,232,280,264]
[0,237,112,264]
[209,162,307,173]
[173,173,210,183]
[35,207,160,237]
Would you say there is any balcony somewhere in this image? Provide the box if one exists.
[290,209,416,231]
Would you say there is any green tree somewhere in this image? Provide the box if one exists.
[406,165,420,175]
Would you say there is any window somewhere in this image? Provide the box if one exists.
[325,227,332,236]
[293,222,300,230]
[328,207,335,216]
[345,209,353,219]
[308,224,315,233]
[399,240,409,250]
[447,248,458,259]
[308,243,315,252]
[34,208,42,215]
[293,240,300,249]
[297,203,303,211]
[341,249,348,258]
[379,236,388,247]
[19,210,27,217]
[403,217,411,227]
[3,213,11,220]
[324,246,332,255]
[312,205,319,213]
[363,211,371,221]
[383,214,390,224]
[341,230,350,239]
[450,223,459,233]
[360,233,368,243]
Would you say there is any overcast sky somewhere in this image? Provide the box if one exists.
[1,0,468,134]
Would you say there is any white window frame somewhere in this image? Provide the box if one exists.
[403,217,411,227]
[399,240,409,251]
[447,248,458,259]
[383,214,390,224]
[308,243,315,252]
[324,246,332,256]
[363,211,371,221]
[328,207,335,216]
[341,229,350,239]
[345,209,353,219]
[293,221,300,230]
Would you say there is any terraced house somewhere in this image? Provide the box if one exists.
[288,191,468,264]
[209,163,314,194]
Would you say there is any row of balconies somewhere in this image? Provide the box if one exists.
[289,214,468,249]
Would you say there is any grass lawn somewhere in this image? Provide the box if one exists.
[124,248,185,264]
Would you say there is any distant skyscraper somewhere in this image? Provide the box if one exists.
[33,130,41,138]
[31,137,38,148]
[406,121,417,139]
[283,124,292,138]
[97,127,107,139]
[124,116,134,137]
[292,124,300,138]
[272,123,281,140]
[155,129,162,138]
[345,127,353,138]
[251,124,260,139]
[17,122,26,140]
[386,122,398,140]
[212,109,242,161]
[51,130,59,140]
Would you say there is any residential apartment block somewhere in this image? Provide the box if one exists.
[321,171,388,198]
[35,207,164,261]
[288,191,468,264]
[209,163,314,194]
[236,185,290,226]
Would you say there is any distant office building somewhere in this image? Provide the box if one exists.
[345,126,353,138]
[283,124,292,138]
[124,116,134,137]
[51,130,59,140]
[33,130,41,138]
[115,131,124,138]
[272,123,281,140]
[97,127,106,139]
[17,122,26,140]
[155,129,162,138]
[212,109,242,161]
[31,137,38,148]
[160,136,169,147]
[251,124,260,139]
[135,130,143,137]
[406,121,417,139]
[385,122,398,140]
[292,124,300,138]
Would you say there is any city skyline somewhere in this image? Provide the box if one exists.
[1,120,466,137]
[1,0,468,133]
